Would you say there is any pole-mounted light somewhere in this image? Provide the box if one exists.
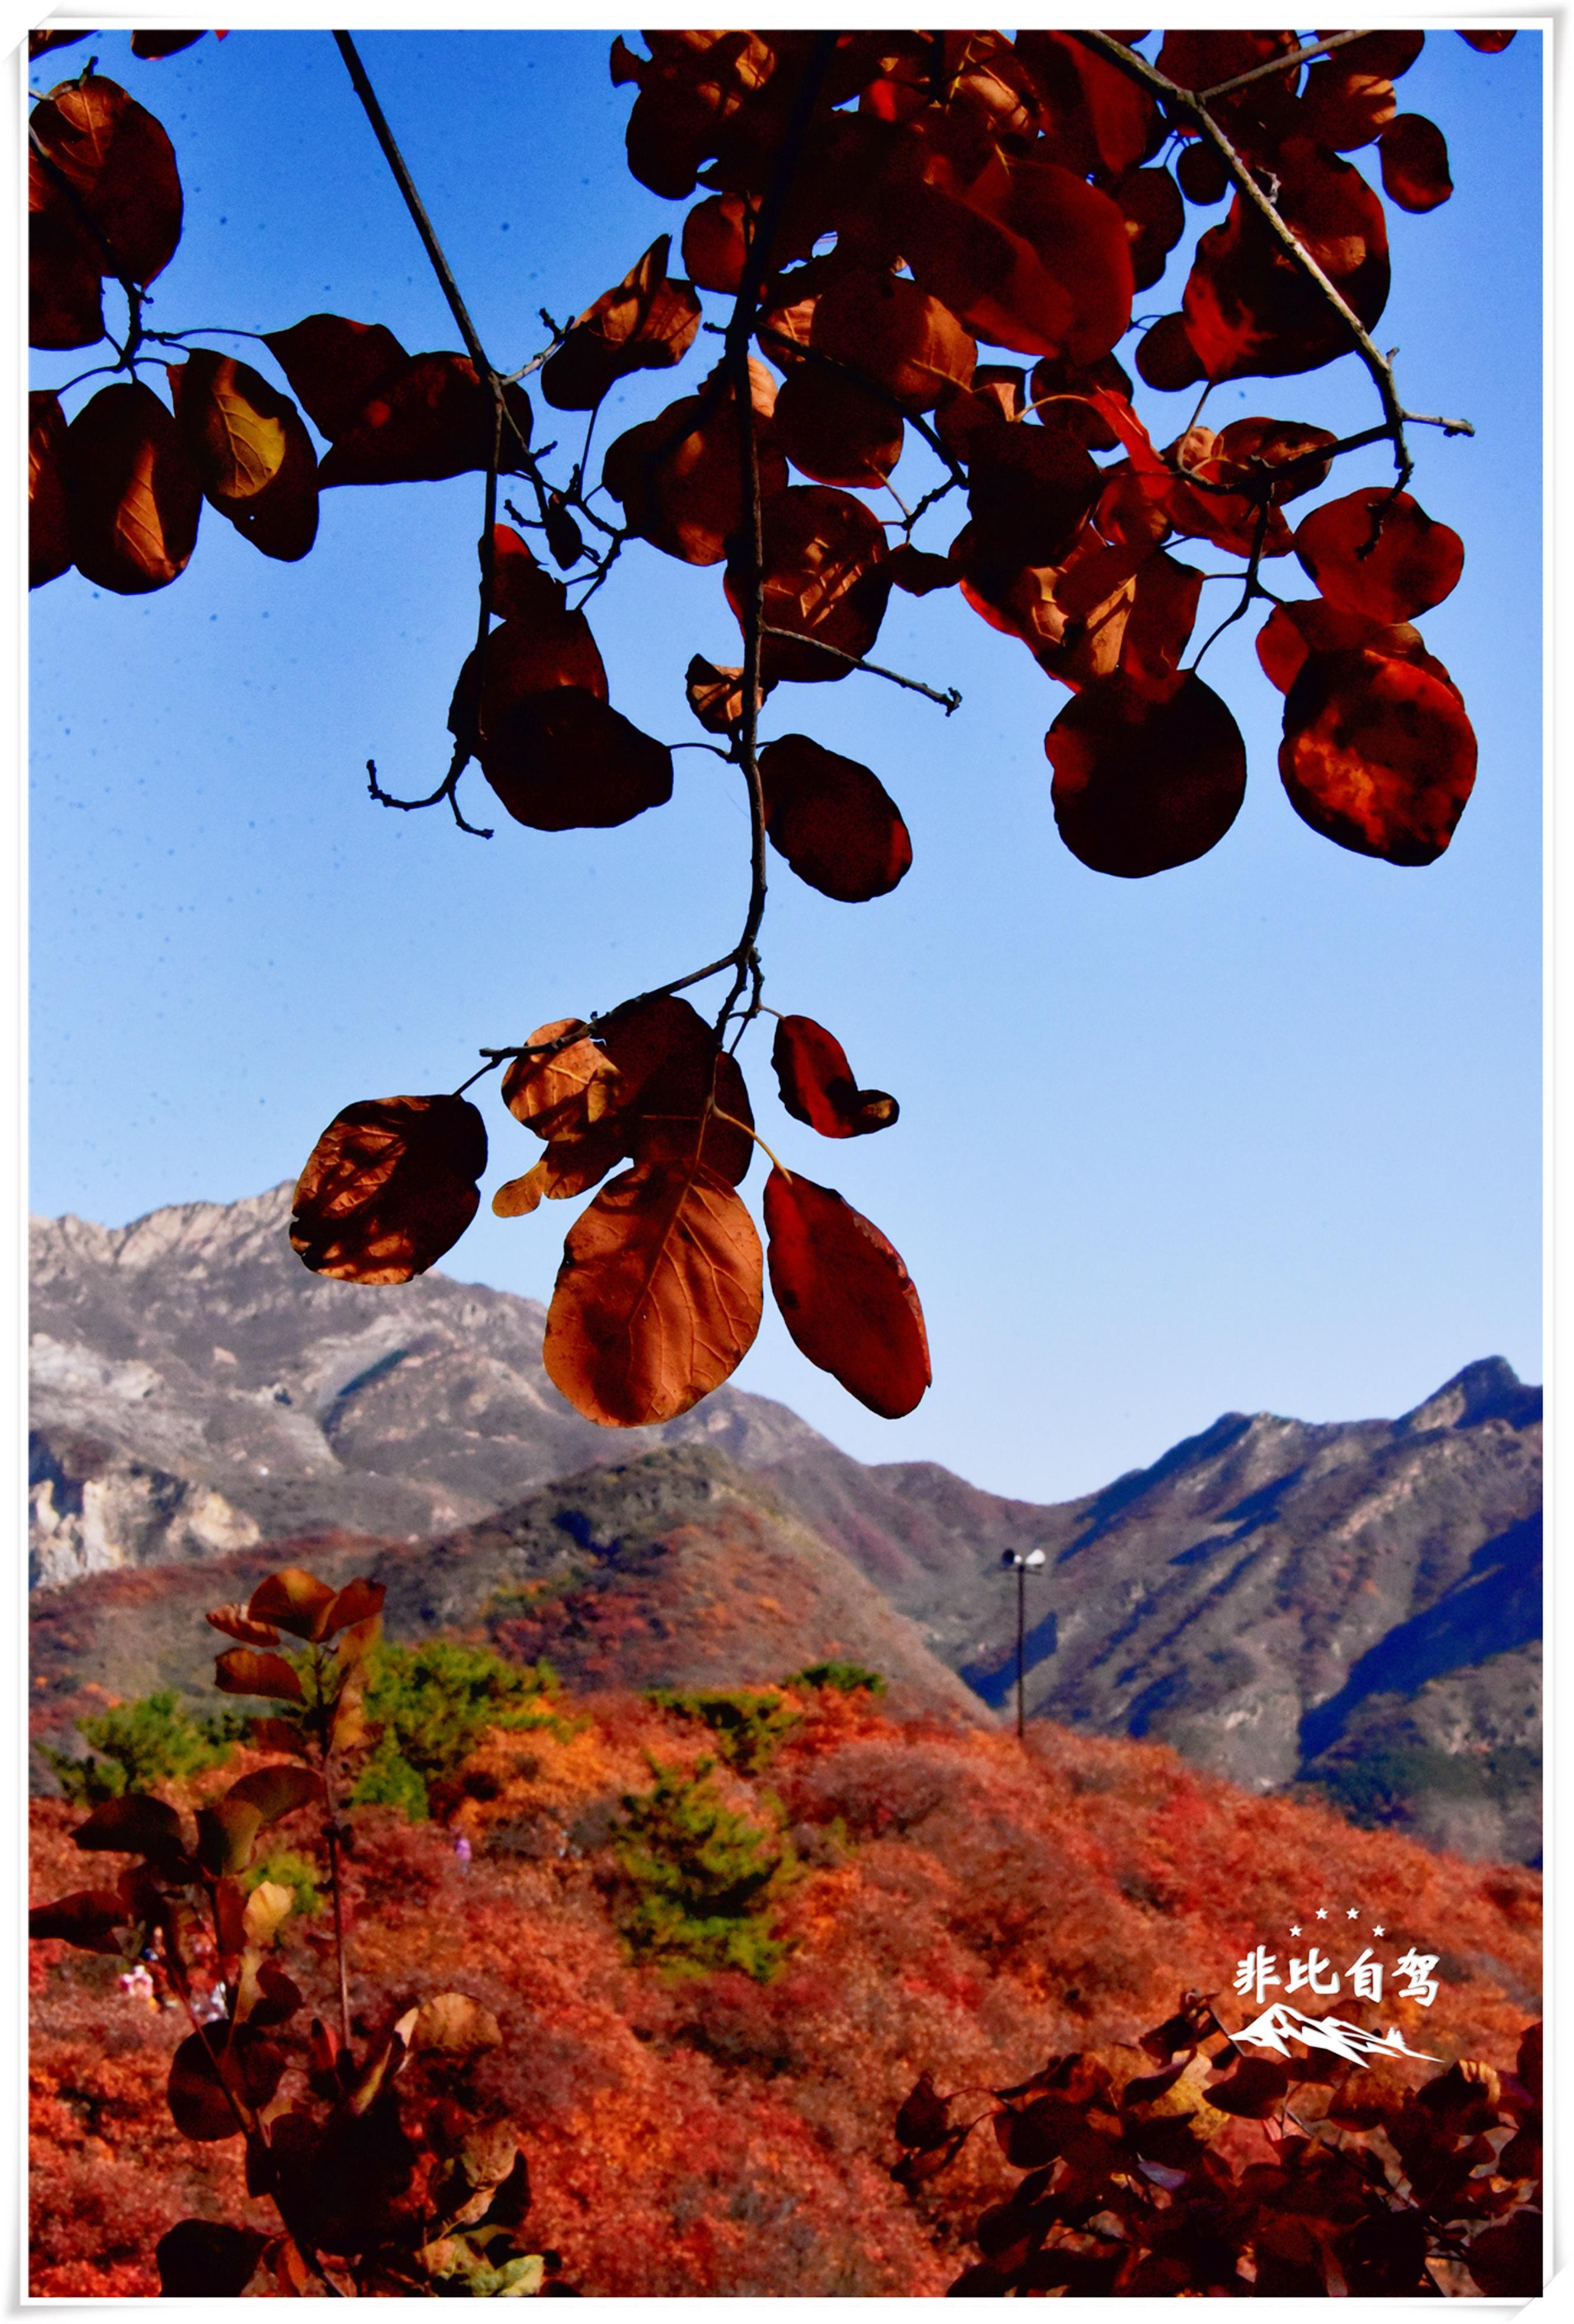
[1001,1548,1046,1741]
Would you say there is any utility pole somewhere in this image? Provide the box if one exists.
[1001,1548,1046,1740]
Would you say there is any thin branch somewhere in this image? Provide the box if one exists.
[1073,33,1425,488]
[760,626,961,713]
[474,953,743,1069]
[332,31,488,374]
[366,746,493,839]
[1196,30,1375,103]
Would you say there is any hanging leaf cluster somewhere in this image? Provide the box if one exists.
[894,1997,1543,2296]
[29,1565,568,2299]
[30,28,1513,1430]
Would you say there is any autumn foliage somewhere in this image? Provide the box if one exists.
[28,26,1513,1433]
[31,1572,1541,2297]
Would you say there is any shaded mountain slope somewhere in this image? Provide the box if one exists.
[28,1446,989,1749]
[30,1187,1540,1857]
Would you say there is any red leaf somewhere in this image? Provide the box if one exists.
[1294,487,1464,623]
[316,352,531,486]
[1279,645,1477,865]
[74,1792,187,1856]
[449,597,608,747]
[1046,671,1247,877]
[30,73,183,285]
[28,166,105,349]
[544,1160,763,1426]
[1459,30,1516,51]
[603,360,786,565]
[1299,58,1397,151]
[1107,165,1186,292]
[478,689,674,832]
[759,733,911,900]
[291,1094,487,1284]
[726,486,892,684]
[29,1889,130,1955]
[541,234,702,411]
[66,380,201,594]
[1180,140,1390,380]
[897,125,1133,364]
[772,365,905,490]
[682,192,751,293]
[262,314,410,441]
[763,1168,931,1418]
[809,269,977,412]
[1378,114,1453,211]
[1256,598,1433,695]
[772,1015,897,1138]
[29,393,71,588]
[155,2222,268,2298]
[213,1649,305,1704]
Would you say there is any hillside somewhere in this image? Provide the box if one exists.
[28,1447,988,1743]
[30,1186,1541,1858]
[29,1687,1542,2300]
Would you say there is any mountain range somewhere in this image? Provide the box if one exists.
[30,1185,1542,1860]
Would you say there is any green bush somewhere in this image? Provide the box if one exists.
[645,1685,802,1774]
[38,1691,239,1804]
[787,1661,886,1697]
[350,1639,560,1822]
[612,1757,798,1983]
[243,1847,323,1918]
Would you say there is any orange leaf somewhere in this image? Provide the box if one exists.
[262,314,410,441]
[542,234,702,411]
[763,1168,930,1418]
[169,351,320,563]
[544,1160,763,1426]
[291,1094,487,1284]
[1046,671,1246,877]
[247,1569,341,1642]
[1294,488,1463,623]
[759,734,912,900]
[206,1602,283,1648]
[684,654,773,734]
[31,73,183,286]
[502,1018,618,1142]
[449,599,608,748]
[66,380,201,594]
[29,393,71,588]
[726,486,892,683]
[772,1015,897,1138]
[1279,646,1476,865]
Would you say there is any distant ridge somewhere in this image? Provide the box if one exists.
[31,1186,1540,1860]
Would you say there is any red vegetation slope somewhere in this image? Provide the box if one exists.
[31,1692,1539,2297]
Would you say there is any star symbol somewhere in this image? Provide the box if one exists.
[1347,1906,1360,1919]
[1373,1925,1385,1937]
[1290,1923,1302,1937]
[1315,1907,1328,1920]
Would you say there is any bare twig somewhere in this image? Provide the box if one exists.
[760,626,962,712]
[367,747,493,839]
[1071,33,1454,493]
[1196,30,1376,103]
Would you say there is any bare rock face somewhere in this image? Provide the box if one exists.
[30,1186,1540,1858]
[29,1184,828,1578]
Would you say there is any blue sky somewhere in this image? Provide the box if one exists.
[28,28,1543,1503]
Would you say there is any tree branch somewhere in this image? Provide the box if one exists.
[760,626,961,712]
[1073,32,1426,489]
